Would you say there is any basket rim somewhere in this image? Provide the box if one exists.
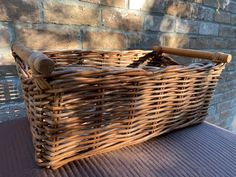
[47,62,219,79]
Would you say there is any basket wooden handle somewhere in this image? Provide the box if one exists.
[11,42,55,76]
[153,46,232,63]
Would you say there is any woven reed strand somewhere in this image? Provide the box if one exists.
[13,50,225,169]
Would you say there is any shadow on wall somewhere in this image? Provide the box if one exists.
[125,0,190,49]
[126,0,230,50]
[0,0,37,64]
[0,0,82,52]
[0,0,38,22]
[0,0,206,52]
[0,0,232,51]
[16,25,80,50]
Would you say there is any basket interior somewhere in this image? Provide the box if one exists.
[42,50,212,73]
[14,49,216,79]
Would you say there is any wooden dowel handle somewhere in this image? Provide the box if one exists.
[11,42,55,76]
[153,46,232,63]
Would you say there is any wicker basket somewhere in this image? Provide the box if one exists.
[12,42,231,169]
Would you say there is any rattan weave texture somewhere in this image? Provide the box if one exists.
[12,44,229,169]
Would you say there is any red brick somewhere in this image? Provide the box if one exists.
[16,26,80,50]
[212,38,228,49]
[0,49,13,65]
[193,0,202,3]
[161,35,189,48]
[206,118,216,124]
[141,34,160,49]
[222,72,236,82]
[0,34,10,64]
[166,1,197,18]
[0,26,10,48]
[102,9,142,31]
[215,11,231,24]
[231,14,236,25]
[203,0,218,8]
[128,33,160,49]
[175,19,199,34]
[198,6,214,21]
[83,31,126,50]
[217,119,227,128]
[219,111,230,120]
[189,37,210,49]
[44,1,99,26]
[219,25,235,37]
[129,0,165,12]
[0,0,38,22]
[199,22,219,36]
[206,105,218,122]
[81,0,100,4]
[228,1,236,13]
[227,39,236,49]
[127,33,141,49]
[144,15,175,32]
[218,80,236,93]
[212,91,236,105]
[81,0,125,8]
[101,0,125,8]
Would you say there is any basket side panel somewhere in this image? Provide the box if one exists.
[14,56,53,166]
[42,73,151,168]
[172,64,225,129]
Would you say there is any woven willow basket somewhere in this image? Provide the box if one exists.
[12,42,231,169]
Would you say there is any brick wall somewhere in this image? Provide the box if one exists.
[0,0,236,131]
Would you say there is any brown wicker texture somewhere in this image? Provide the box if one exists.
[12,43,231,169]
